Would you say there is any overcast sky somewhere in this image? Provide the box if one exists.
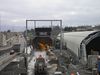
[0,0,100,30]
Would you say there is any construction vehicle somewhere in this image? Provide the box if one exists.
[34,55,47,75]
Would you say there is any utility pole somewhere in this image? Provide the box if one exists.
[0,15,1,31]
[60,20,63,55]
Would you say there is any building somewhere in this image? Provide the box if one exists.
[0,32,7,46]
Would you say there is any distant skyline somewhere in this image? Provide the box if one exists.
[0,0,100,31]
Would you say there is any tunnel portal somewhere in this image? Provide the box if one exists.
[86,36,100,56]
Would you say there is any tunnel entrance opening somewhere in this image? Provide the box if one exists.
[32,37,52,51]
[86,37,100,57]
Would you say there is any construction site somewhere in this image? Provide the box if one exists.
[0,20,100,75]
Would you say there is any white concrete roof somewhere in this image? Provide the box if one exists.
[63,31,96,46]
[62,31,98,56]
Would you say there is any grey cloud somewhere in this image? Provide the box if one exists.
[0,0,100,31]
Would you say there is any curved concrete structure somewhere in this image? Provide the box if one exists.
[58,31,100,64]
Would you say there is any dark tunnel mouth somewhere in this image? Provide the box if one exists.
[86,36,100,57]
[32,37,52,49]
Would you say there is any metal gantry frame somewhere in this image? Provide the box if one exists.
[26,19,63,53]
